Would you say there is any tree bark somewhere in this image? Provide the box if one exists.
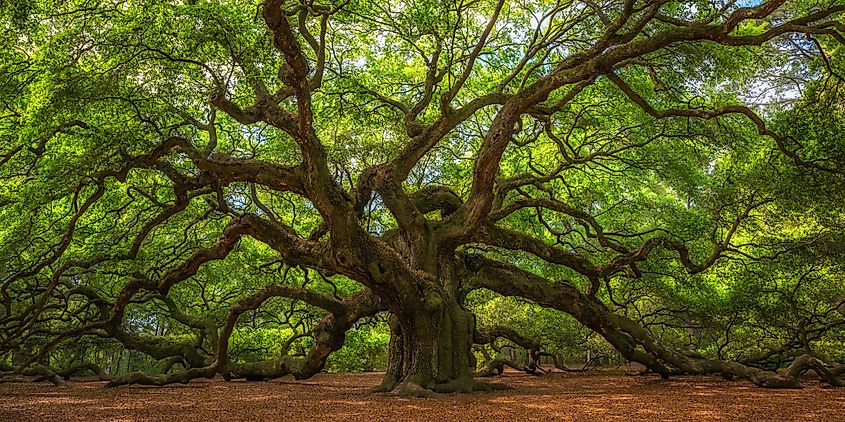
[375,296,478,395]
[373,255,501,395]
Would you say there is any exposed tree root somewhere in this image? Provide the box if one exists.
[382,376,509,397]
[432,376,510,393]
[393,381,438,398]
[368,373,399,393]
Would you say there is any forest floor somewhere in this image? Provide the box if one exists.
[1,370,844,421]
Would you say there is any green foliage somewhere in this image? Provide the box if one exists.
[325,323,390,372]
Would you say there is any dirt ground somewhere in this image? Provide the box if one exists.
[1,371,844,421]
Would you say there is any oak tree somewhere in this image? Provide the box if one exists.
[2,0,845,394]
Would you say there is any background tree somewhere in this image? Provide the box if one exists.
[2,0,845,394]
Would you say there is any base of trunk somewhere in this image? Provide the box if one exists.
[374,298,505,396]
[371,374,509,397]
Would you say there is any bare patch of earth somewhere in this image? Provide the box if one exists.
[2,371,843,421]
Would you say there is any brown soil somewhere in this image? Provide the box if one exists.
[1,371,843,421]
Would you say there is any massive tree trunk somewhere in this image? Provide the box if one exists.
[373,253,495,395]
[380,299,477,395]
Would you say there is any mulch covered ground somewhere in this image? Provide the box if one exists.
[2,371,843,421]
